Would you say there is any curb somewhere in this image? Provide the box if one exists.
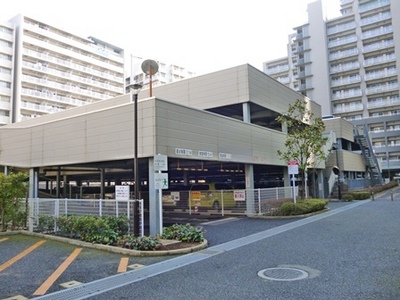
[0,230,208,257]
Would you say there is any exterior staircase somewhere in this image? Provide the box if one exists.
[353,124,383,185]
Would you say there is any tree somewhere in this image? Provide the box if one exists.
[276,99,328,199]
[0,172,29,231]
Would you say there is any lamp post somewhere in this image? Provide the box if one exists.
[332,143,341,200]
[127,82,142,235]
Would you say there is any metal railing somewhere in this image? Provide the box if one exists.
[28,198,144,236]
[162,186,298,216]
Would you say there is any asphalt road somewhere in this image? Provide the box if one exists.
[27,187,400,300]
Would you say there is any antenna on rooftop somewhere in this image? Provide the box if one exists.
[141,59,159,97]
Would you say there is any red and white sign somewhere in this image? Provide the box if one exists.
[288,160,299,175]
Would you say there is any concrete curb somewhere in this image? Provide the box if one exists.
[0,230,208,257]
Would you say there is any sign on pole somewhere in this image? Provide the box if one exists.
[288,160,299,175]
[115,185,130,200]
[288,160,298,203]
[154,154,168,171]
[154,173,169,189]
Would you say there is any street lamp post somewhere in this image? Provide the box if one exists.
[127,83,142,235]
[332,142,341,200]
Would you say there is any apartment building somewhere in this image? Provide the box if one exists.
[126,60,196,93]
[0,14,125,125]
[0,21,14,125]
[263,0,400,180]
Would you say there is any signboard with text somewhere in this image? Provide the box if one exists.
[115,185,130,200]
[288,160,299,175]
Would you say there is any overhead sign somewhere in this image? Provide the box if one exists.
[288,160,299,175]
[155,173,169,189]
[154,154,168,171]
[115,185,130,200]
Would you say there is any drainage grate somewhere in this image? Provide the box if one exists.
[258,267,309,281]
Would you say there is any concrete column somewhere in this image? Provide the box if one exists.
[148,158,162,236]
[28,168,39,198]
[242,103,251,123]
[245,164,255,216]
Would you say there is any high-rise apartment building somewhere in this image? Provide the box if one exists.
[0,14,125,125]
[263,0,400,179]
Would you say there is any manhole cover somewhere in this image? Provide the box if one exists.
[258,267,309,281]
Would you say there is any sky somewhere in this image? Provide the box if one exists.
[0,0,341,76]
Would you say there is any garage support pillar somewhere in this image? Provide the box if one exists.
[28,168,39,198]
[148,158,162,236]
[245,164,255,216]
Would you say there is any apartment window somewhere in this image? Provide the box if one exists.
[0,53,12,61]
[0,81,11,88]
[0,40,12,47]
[0,67,11,74]
[0,26,12,35]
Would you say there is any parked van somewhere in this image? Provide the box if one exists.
[189,183,244,210]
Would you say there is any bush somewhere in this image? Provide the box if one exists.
[161,223,205,243]
[37,214,55,233]
[103,215,129,236]
[125,235,160,251]
[341,194,354,201]
[278,199,328,216]
[51,214,129,245]
[349,191,370,200]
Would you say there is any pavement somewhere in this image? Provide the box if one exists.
[27,185,400,300]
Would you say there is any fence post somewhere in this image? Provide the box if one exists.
[99,199,102,216]
[276,187,278,199]
[116,199,119,217]
[258,189,262,215]
[28,198,34,232]
[221,190,224,217]
[139,199,144,237]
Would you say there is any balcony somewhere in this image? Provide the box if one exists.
[366,82,399,95]
[330,61,360,73]
[361,25,393,40]
[22,61,124,94]
[332,89,362,100]
[362,39,395,53]
[21,87,90,107]
[333,103,363,113]
[359,0,390,13]
[363,53,396,67]
[329,48,358,61]
[331,75,361,87]
[22,48,124,84]
[327,21,356,35]
[365,68,397,81]
[367,96,400,109]
[328,36,357,48]
[266,65,289,75]
[360,11,391,26]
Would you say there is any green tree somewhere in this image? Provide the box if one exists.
[276,99,328,199]
[0,172,29,231]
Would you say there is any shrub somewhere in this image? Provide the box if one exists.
[341,194,354,201]
[102,215,129,236]
[349,191,370,200]
[278,199,328,216]
[161,223,205,243]
[37,214,55,233]
[126,235,160,251]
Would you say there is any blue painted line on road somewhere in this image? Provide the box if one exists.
[33,200,369,300]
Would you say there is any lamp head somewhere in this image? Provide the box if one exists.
[127,83,143,94]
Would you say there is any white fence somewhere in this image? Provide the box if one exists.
[28,198,144,236]
[163,186,298,216]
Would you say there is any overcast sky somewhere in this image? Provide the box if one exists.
[1,0,341,75]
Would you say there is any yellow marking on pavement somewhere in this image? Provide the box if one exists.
[0,237,9,242]
[0,240,46,272]
[33,247,83,296]
[118,257,129,273]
